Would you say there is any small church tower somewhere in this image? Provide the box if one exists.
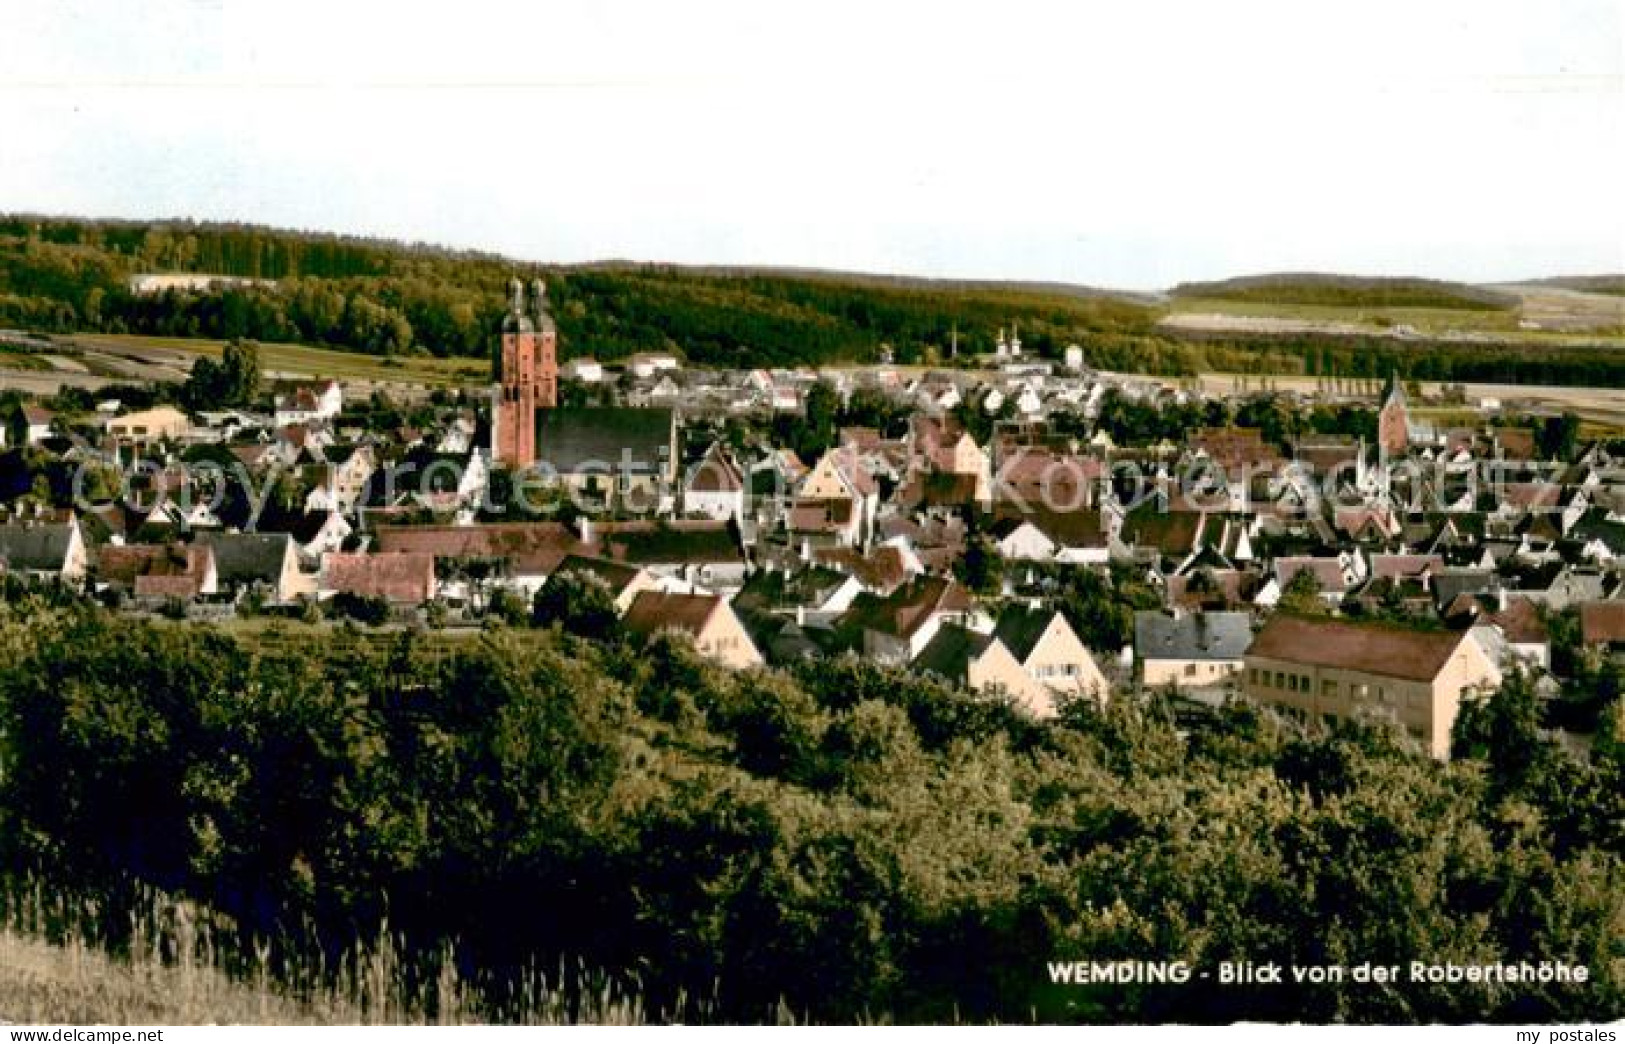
[493,278,560,469]
[1377,371,1409,459]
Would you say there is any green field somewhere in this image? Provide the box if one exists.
[0,351,53,371]
[1165,295,1523,331]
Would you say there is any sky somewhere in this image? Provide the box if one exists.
[2,0,1622,290]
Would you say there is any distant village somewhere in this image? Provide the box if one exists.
[2,279,1623,762]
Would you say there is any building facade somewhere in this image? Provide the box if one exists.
[1242,615,1501,759]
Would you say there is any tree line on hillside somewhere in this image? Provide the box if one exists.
[1170,274,1518,312]
[0,601,1618,1024]
[0,216,1158,368]
[3,216,1622,386]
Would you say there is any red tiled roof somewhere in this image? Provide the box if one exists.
[622,590,723,640]
[788,498,855,534]
[842,575,973,640]
[1334,506,1397,538]
[1369,554,1443,581]
[826,446,879,497]
[135,573,204,599]
[1497,428,1537,460]
[1274,557,1353,593]
[1166,569,1253,611]
[1248,615,1470,683]
[374,523,588,576]
[813,545,913,593]
[687,444,745,494]
[1491,596,1549,645]
[99,543,211,592]
[1579,601,1625,646]
[322,552,436,604]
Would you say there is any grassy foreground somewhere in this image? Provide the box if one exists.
[0,882,683,1026]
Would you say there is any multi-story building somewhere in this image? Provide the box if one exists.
[1243,614,1501,759]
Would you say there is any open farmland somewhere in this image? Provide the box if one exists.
[0,332,493,397]
[1160,278,1625,346]
[1189,372,1625,430]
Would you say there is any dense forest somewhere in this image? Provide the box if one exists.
[0,602,1619,1024]
[2,216,1621,385]
[0,215,1155,369]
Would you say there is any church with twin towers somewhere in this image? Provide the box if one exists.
[489,277,678,509]
[491,278,560,470]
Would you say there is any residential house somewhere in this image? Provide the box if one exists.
[1257,554,1365,607]
[97,542,218,602]
[798,445,880,548]
[561,357,605,382]
[684,442,747,523]
[841,574,984,665]
[320,551,436,606]
[0,519,89,586]
[105,406,192,443]
[274,380,343,427]
[261,509,353,568]
[625,352,681,379]
[811,543,921,596]
[544,553,660,614]
[196,531,306,603]
[591,519,749,595]
[18,406,54,446]
[621,590,763,668]
[373,521,590,598]
[1579,601,1625,660]
[1134,609,1252,690]
[991,605,1110,713]
[305,444,378,513]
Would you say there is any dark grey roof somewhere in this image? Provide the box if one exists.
[993,605,1059,662]
[0,523,75,572]
[535,408,674,476]
[1134,610,1252,662]
[550,553,644,592]
[914,623,996,681]
[1431,568,1494,610]
[195,532,292,585]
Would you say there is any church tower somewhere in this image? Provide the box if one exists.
[493,278,560,469]
[1377,371,1409,459]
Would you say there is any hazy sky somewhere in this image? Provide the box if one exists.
[3,0,1622,289]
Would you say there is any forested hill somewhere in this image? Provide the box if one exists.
[0,215,1156,367]
[1170,273,1519,311]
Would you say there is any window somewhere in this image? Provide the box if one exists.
[1322,679,1338,698]
[1184,664,1197,677]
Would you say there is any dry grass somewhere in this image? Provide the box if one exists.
[0,879,680,1026]
[0,927,321,1024]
